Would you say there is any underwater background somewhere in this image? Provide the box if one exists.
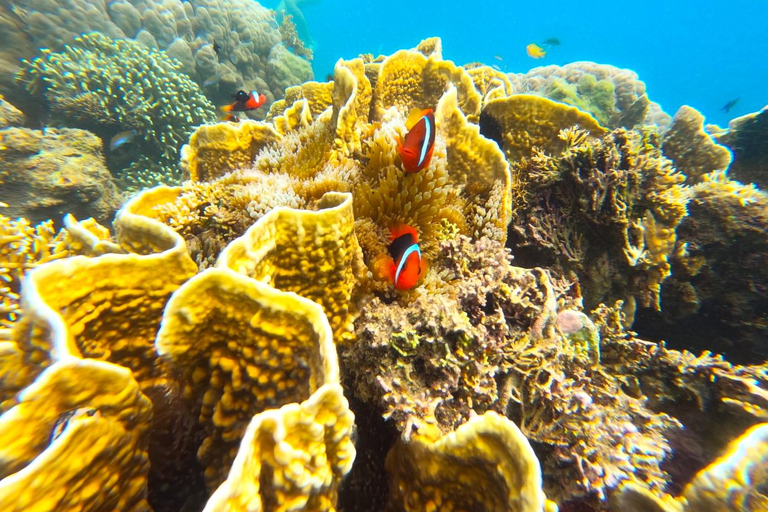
[289,0,768,127]
[0,0,766,511]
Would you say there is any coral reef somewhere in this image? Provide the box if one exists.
[714,105,768,189]
[385,411,555,512]
[615,422,768,512]
[506,127,690,313]
[0,0,313,111]
[17,33,217,190]
[508,62,671,130]
[0,125,123,224]
[661,105,732,183]
[1,37,767,512]
[635,170,768,364]
[1,184,356,510]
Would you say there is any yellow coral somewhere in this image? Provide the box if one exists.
[662,105,732,182]
[482,94,608,161]
[386,412,555,512]
[0,359,152,511]
[14,188,197,387]
[273,98,314,135]
[217,191,362,343]
[332,58,373,160]
[181,120,281,182]
[436,86,512,241]
[284,80,335,119]
[466,65,515,103]
[156,267,341,488]
[373,48,481,121]
[203,383,355,512]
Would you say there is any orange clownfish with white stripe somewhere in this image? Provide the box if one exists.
[222,90,267,113]
[397,108,435,173]
[382,224,426,290]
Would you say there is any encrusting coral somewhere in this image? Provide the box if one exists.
[508,62,671,130]
[1,37,767,512]
[0,125,123,224]
[714,105,768,189]
[17,32,217,190]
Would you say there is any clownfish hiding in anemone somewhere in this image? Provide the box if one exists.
[222,90,267,112]
[397,108,435,173]
[380,224,426,290]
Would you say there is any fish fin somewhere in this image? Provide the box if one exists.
[221,104,233,112]
[406,108,431,130]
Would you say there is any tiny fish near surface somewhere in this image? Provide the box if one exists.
[397,108,435,173]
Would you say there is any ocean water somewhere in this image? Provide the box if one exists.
[285,0,768,127]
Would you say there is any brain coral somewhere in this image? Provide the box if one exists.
[17,32,217,190]
[1,0,313,111]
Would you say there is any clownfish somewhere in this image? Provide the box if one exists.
[526,43,546,59]
[385,224,425,290]
[222,90,267,112]
[397,108,435,173]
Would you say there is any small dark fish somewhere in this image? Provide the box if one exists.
[213,40,222,56]
[109,129,138,151]
[325,73,333,82]
[542,37,561,47]
[720,98,739,113]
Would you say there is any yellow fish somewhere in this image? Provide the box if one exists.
[526,43,546,59]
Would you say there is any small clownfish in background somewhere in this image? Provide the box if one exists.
[526,43,546,59]
[397,108,435,173]
[222,90,267,112]
[385,224,426,290]
[221,113,241,122]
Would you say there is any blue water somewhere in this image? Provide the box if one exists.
[270,0,767,127]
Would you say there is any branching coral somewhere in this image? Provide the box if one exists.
[17,32,217,190]
[507,128,690,312]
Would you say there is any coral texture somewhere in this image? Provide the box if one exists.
[0,125,122,224]
[1,0,313,111]
[17,33,216,189]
